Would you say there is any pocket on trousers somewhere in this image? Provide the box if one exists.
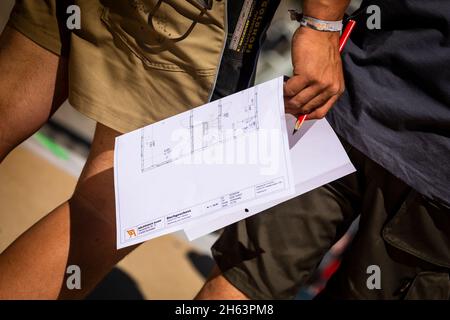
[100,2,218,76]
[403,272,450,300]
[382,191,450,269]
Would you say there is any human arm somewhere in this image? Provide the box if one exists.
[284,0,351,119]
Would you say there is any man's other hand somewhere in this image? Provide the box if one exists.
[284,26,345,119]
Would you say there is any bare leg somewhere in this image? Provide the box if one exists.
[0,123,138,299]
[0,27,137,299]
[0,26,67,162]
[195,265,249,300]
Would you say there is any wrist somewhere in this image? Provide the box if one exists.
[292,26,341,52]
[302,0,350,21]
[300,15,343,32]
[289,9,344,33]
[294,25,340,41]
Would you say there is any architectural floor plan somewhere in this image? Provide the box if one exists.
[141,87,260,172]
[114,77,295,249]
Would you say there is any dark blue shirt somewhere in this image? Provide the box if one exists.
[328,0,450,206]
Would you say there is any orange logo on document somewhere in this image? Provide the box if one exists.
[126,229,137,238]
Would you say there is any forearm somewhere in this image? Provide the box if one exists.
[284,1,351,119]
[302,0,351,20]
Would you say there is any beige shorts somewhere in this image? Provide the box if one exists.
[8,0,226,133]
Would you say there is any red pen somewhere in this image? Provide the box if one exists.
[292,19,356,135]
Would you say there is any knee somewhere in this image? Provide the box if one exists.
[68,166,117,240]
[69,187,116,228]
[195,266,250,300]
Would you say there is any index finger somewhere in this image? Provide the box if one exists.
[283,75,309,97]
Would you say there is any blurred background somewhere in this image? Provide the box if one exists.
[0,0,361,299]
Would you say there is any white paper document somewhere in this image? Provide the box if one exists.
[184,116,356,240]
[114,77,295,249]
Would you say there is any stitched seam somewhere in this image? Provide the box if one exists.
[101,8,216,76]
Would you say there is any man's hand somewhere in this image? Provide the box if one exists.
[284,27,344,119]
[284,0,350,119]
